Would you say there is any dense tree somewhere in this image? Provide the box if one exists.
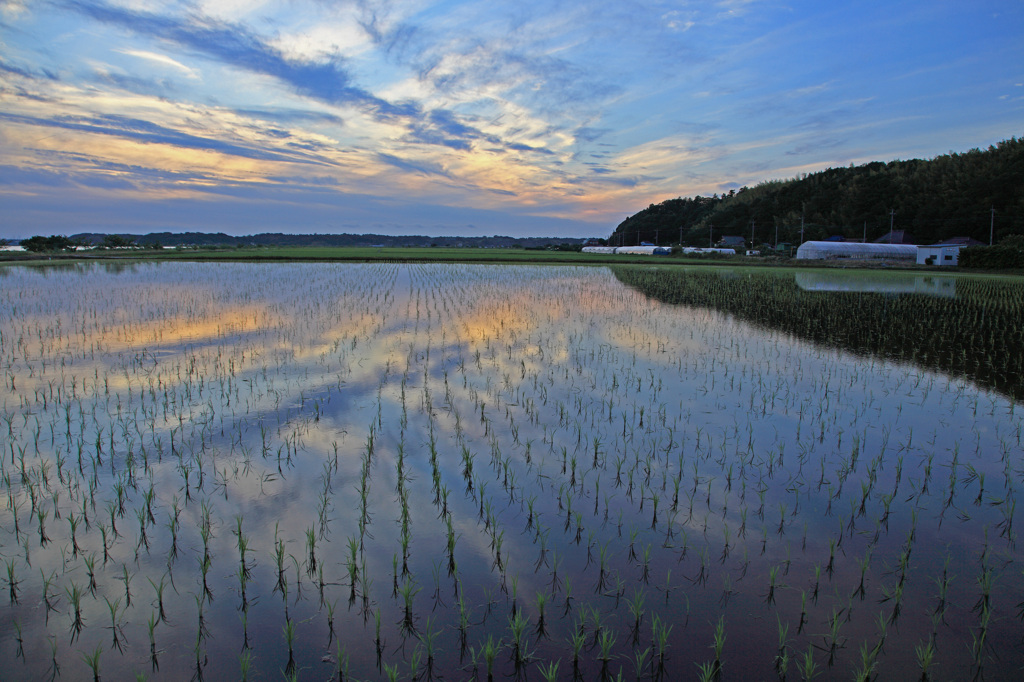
[612,136,1023,246]
[21,235,77,252]
[100,234,138,249]
[612,195,721,246]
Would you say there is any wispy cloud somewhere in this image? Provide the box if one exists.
[376,151,450,178]
[61,0,410,115]
[116,48,200,78]
[0,111,329,165]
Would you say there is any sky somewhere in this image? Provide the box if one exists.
[1,0,1022,239]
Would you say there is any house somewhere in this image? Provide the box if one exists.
[718,236,746,249]
[873,230,916,245]
[932,237,984,247]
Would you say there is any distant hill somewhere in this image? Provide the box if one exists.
[612,136,1023,247]
[66,232,585,249]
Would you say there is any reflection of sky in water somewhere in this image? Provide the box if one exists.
[795,270,957,296]
[0,262,1021,680]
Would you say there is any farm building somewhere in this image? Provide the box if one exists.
[718,236,746,249]
[873,230,916,244]
[916,237,984,266]
[795,241,918,261]
[917,245,962,266]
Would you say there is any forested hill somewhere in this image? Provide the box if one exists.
[612,136,1023,247]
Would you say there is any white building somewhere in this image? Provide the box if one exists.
[916,245,964,266]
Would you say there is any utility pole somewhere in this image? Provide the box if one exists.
[991,207,995,245]
[863,221,867,243]
[750,220,755,249]
[889,209,895,242]
[709,223,713,248]
[655,229,659,245]
[679,225,683,246]
[800,204,805,244]
[775,223,778,250]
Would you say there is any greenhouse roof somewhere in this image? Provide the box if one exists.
[795,241,918,260]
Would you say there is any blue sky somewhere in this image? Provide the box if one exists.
[1,0,1021,239]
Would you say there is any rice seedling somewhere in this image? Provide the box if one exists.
[239,647,252,681]
[82,643,103,682]
[46,635,61,681]
[282,616,297,677]
[399,577,421,636]
[4,558,19,605]
[104,595,127,653]
[66,581,86,643]
[537,659,560,682]
[147,612,160,671]
[535,590,549,638]
[626,586,645,643]
[508,609,532,668]
[798,644,819,681]
[481,635,501,681]
[710,615,726,677]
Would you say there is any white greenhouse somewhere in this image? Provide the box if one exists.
[681,247,736,255]
[795,241,918,261]
[614,246,661,255]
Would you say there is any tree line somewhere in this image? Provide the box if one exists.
[11,233,586,252]
[612,136,1023,248]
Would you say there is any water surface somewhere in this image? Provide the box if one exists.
[1,262,1021,680]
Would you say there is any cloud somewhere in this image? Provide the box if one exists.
[92,70,178,97]
[376,152,451,178]
[116,49,200,79]
[59,0,565,157]
[0,111,331,165]
[61,0,415,116]
[0,57,59,81]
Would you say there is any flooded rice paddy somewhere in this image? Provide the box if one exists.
[1,261,1022,681]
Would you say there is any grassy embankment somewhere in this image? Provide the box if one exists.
[3,245,1023,275]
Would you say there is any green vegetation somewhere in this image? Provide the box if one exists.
[19,234,79,252]
[612,265,1024,400]
[960,235,1024,270]
[613,136,1023,247]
